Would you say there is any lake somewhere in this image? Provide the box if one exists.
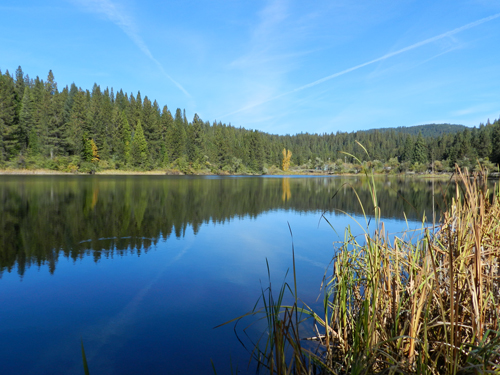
[0,175,449,374]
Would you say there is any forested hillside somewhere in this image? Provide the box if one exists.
[1,67,499,173]
[367,124,469,137]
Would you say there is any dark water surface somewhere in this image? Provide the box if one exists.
[0,175,450,374]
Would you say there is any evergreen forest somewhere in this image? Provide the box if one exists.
[1,67,499,174]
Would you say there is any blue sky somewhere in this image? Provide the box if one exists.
[1,0,499,135]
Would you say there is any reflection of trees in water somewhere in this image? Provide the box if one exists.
[282,178,291,203]
[0,176,453,277]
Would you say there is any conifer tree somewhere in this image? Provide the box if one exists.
[115,89,127,111]
[412,132,428,164]
[32,70,60,158]
[82,134,93,162]
[131,120,148,167]
[215,125,229,168]
[0,70,18,160]
[122,112,132,166]
[476,125,492,159]
[401,136,414,163]
[135,91,143,123]
[65,90,87,155]
[47,85,66,157]
[27,127,40,157]
[248,130,264,172]
[109,106,121,157]
[18,86,33,153]
[491,122,500,165]
[44,70,63,157]
[142,96,161,162]
[87,84,102,143]
[14,66,25,112]
[188,113,203,165]
[150,100,163,162]
[63,83,79,128]
[99,87,113,159]
[127,93,136,130]
[460,128,476,161]
[170,108,186,161]
[160,105,174,164]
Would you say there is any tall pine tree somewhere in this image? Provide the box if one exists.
[412,132,428,164]
[131,120,148,167]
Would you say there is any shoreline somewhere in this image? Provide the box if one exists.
[0,168,457,178]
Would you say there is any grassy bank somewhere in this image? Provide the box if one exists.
[222,167,500,374]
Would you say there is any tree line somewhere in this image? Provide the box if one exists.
[1,67,499,173]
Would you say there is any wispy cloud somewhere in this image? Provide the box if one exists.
[452,103,496,117]
[72,0,190,97]
[223,0,298,119]
[220,12,500,119]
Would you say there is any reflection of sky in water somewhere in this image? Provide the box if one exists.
[0,208,424,374]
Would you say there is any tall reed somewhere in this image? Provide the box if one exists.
[221,165,500,374]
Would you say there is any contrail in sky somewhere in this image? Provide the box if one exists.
[74,0,191,97]
[221,12,500,119]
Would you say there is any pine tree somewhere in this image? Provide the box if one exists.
[99,87,113,159]
[82,134,93,162]
[115,89,128,111]
[476,124,492,159]
[14,66,25,114]
[491,122,500,165]
[412,132,428,164]
[135,91,143,128]
[122,112,132,166]
[65,89,87,155]
[401,136,414,163]
[401,135,415,163]
[27,126,40,157]
[44,70,62,157]
[18,86,33,153]
[170,108,186,161]
[127,93,136,130]
[215,125,229,168]
[187,113,203,165]
[86,83,102,145]
[131,120,148,167]
[47,85,66,157]
[0,70,18,160]
[63,83,79,131]
[460,128,476,162]
[32,70,61,158]
[142,96,161,162]
[161,105,174,163]
[248,130,264,172]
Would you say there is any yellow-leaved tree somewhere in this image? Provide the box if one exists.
[282,148,292,171]
[90,139,99,164]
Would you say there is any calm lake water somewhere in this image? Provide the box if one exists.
[0,175,450,374]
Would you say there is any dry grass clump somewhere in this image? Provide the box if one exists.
[223,167,500,375]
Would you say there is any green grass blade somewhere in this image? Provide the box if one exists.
[81,338,90,375]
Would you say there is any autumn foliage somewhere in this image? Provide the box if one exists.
[282,148,292,171]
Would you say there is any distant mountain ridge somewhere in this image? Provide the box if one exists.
[364,124,469,137]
